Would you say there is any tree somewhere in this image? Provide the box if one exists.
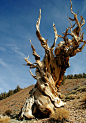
[83,73,86,78]
[21,0,86,119]
[74,74,78,79]
[78,74,83,78]
[14,85,21,93]
[0,86,22,100]
[67,74,73,79]
[7,90,14,97]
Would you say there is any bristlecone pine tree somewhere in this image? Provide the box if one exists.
[21,0,86,119]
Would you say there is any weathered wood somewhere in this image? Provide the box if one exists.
[21,0,86,119]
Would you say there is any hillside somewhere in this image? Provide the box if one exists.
[60,78,86,122]
[60,78,86,95]
[0,85,34,116]
[0,79,86,123]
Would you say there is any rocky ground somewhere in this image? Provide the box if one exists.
[0,78,86,123]
[60,78,86,123]
[64,92,86,123]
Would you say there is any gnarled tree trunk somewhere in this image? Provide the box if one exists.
[21,0,86,119]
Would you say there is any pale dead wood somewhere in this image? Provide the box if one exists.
[21,0,86,119]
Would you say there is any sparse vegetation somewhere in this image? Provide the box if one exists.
[80,94,86,108]
[68,85,86,95]
[62,73,86,85]
[0,78,86,122]
[65,94,76,101]
[69,90,77,94]
[0,85,22,100]
[77,85,86,92]
[0,73,85,100]
[0,115,10,123]
[50,108,69,121]
[81,94,86,103]
[3,110,12,116]
[0,85,34,116]
[64,85,86,101]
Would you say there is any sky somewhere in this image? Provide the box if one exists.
[0,0,86,93]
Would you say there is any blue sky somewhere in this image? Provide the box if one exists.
[0,0,86,93]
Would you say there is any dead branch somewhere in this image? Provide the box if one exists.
[29,70,37,80]
[21,0,86,119]
[24,56,36,68]
[36,9,49,50]
[29,40,40,61]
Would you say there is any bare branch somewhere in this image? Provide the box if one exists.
[70,0,79,24]
[36,9,49,50]
[69,0,81,37]
[24,56,36,68]
[70,43,86,57]
[29,40,40,61]
[80,16,85,27]
[36,9,41,32]
[29,70,37,80]
[51,23,62,50]
[70,0,76,15]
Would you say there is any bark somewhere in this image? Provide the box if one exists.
[21,0,86,119]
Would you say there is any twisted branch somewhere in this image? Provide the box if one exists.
[36,9,49,50]
[29,40,40,61]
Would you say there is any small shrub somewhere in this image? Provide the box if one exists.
[65,94,75,101]
[3,110,12,116]
[77,85,86,92]
[69,90,77,94]
[80,94,86,108]
[0,115,10,123]
[50,108,69,121]
[73,86,80,90]
[81,94,86,103]
[80,94,86,109]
